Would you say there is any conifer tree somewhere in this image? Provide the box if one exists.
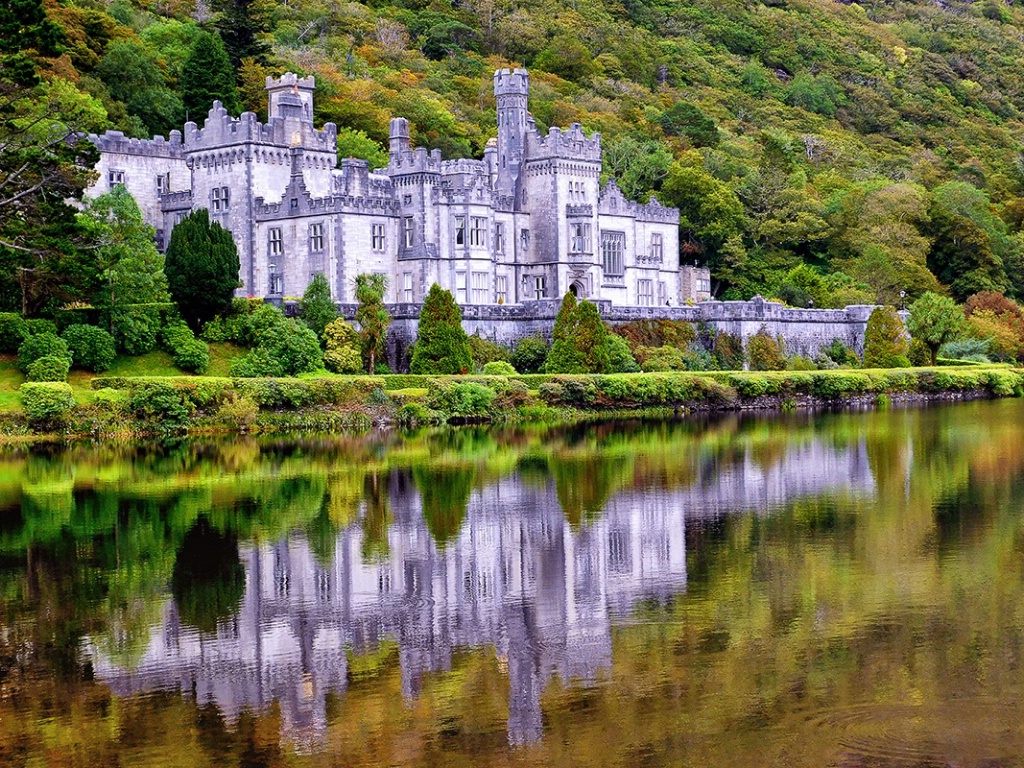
[163,209,240,329]
[863,306,909,368]
[410,283,472,374]
[545,293,613,373]
[544,292,584,373]
[214,0,270,69]
[180,31,240,120]
[299,273,338,343]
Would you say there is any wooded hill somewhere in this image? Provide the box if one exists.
[14,0,1024,306]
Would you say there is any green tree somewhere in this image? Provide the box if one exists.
[544,292,583,373]
[926,182,1011,302]
[299,273,337,343]
[95,41,182,137]
[80,186,172,354]
[180,31,240,120]
[163,209,240,329]
[410,283,472,374]
[213,0,270,69]
[545,294,612,373]
[863,306,909,368]
[906,292,966,365]
[355,273,391,374]
[602,135,673,201]
[659,102,720,148]
[746,327,787,371]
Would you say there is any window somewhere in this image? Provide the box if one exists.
[174,211,187,224]
[637,279,654,306]
[403,217,414,248]
[520,228,530,250]
[403,272,413,302]
[471,271,489,304]
[650,233,664,262]
[210,186,229,212]
[455,271,467,303]
[268,228,283,257]
[601,232,625,276]
[470,217,487,247]
[698,278,711,293]
[108,169,125,188]
[496,275,508,304]
[658,281,668,306]
[156,173,169,195]
[309,222,324,252]
[494,222,505,254]
[569,223,592,253]
[454,215,466,246]
[533,275,546,300]
[372,222,386,251]
[403,194,413,205]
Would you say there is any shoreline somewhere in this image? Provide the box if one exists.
[3,366,1019,443]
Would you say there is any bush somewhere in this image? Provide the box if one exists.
[908,338,931,367]
[17,333,70,373]
[637,345,687,372]
[820,338,860,368]
[23,319,57,337]
[746,328,787,371]
[322,318,363,374]
[424,380,496,417]
[939,338,991,363]
[0,313,26,352]
[20,382,76,427]
[602,334,640,373]
[231,319,322,377]
[129,382,193,432]
[483,360,517,375]
[511,335,548,374]
[324,346,363,374]
[299,273,338,342]
[612,319,696,351]
[468,333,510,370]
[174,338,210,373]
[26,355,70,382]
[111,306,162,356]
[61,324,116,372]
[863,307,908,368]
[713,331,745,370]
[215,394,259,429]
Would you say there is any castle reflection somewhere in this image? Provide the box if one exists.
[84,434,875,748]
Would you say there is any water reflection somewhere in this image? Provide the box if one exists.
[80,416,874,749]
[5,404,1022,765]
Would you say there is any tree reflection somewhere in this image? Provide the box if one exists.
[170,517,244,634]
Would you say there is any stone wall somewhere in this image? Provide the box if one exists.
[328,296,881,370]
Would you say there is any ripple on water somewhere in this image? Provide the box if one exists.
[804,700,1024,768]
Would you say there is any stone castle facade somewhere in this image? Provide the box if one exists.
[88,69,696,308]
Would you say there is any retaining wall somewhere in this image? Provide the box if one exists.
[327,296,882,371]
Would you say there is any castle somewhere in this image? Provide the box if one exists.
[86,69,699,307]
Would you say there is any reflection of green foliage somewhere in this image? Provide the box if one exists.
[551,454,633,528]
[361,472,392,562]
[171,517,245,634]
[414,464,474,547]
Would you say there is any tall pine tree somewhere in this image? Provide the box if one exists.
[215,0,270,69]
[180,31,240,120]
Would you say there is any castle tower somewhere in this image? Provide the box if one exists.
[389,117,411,157]
[494,68,529,196]
[266,73,315,122]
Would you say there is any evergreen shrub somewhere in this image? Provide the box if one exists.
[26,355,70,382]
[746,328,787,371]
[62,324,116,372]
[468,333,510,370]
[20,382,76,427]
[483,360,517,375]
[23,319,57,337]
[17,333,70,373]
[863,307,909,368]
[129,382,193,432]
[511,335,548,374]
[0,313,26,352]
[410,285,473,374]
[424,380,496,417]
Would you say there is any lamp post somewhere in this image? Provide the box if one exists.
[269,263,279,295]
[899,290,906,311]
[808,298,814,309]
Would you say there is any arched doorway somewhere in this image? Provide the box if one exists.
[569,281,585,298]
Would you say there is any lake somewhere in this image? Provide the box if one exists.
[2,400,1024,767]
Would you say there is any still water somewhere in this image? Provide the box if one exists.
[2,401,1024,766]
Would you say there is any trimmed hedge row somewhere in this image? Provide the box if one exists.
[91,376,387,409]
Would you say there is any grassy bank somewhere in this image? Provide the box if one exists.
[1,363,1021,440]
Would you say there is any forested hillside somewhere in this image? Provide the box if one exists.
[7,0,1024,308]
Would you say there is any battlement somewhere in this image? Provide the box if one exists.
[88,130,184,158]
[598,180,678,223]
[266,72,315,121]
[266,72,315,92]
[440,158,488,176]
[160,190,193,211]
[494,68,529,97]
[388,146,443,174]
[183,103,336,153]
[525,123,602,162]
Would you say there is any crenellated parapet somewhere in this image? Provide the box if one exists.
[525,123,601,163]
[160,190,193,211]
[598,180,679,223]
[183,102,336,153]
[388,146,443,175]
[88,130,184,158]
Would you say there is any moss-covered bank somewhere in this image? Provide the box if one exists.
[5,366,1023,440]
